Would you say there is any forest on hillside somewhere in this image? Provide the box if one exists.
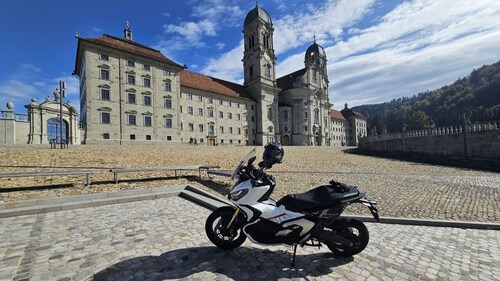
[352,60,500,134]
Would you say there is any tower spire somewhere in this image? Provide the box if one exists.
[256,0,259,7]
[124,21,133,40]
[313,33,316,43]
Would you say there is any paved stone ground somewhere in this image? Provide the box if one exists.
[0,145,499,223]
[0,196,498,281]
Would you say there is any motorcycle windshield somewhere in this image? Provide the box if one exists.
[231,148,256,181]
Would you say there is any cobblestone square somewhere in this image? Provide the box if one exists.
[0,196,498,280]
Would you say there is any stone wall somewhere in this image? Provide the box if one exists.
[0,110,30,145]
[359,121,500,160]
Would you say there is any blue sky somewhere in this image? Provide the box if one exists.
[1,0,499,113]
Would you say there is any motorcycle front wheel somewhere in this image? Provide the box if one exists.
[205,206,247,249]
[325,218,369,257]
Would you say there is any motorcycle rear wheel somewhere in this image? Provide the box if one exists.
[325,219,369,257]
[205,207,247,250]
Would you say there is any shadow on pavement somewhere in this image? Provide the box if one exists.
[93,246,353,280]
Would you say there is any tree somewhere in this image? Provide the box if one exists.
[369,114,386,135]
[407,111,435,130]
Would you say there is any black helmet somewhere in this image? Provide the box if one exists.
[262,142,284,168]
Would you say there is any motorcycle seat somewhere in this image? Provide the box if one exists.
[277,184,360,213]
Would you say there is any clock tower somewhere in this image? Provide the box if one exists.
[243,3,279,145]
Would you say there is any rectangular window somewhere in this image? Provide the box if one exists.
[198,95,203,102]
[219,100,223,105]
[101,112,111,124]
[144,116,152,127]
[237,103,240,108]
[305,126,308,132]
[219,111,223,118]
[198,124,204,132]
[188,93,193,100]
[229,127,233,134]
[103,133,110,139]
[165,118,172,128]
[188,107,193,115]
[238,128,241,134]
[128,114,136,125]
[228,113,232,119]
[100,54,109,61]
[180,106,182,113]
[167,136,172,141]
[127,60,135,67]
[165,82,172,92]
[230,140,233,144]
[164,99,172,109]
[304,112,308,120]
[127,75,135,85]
[128,93,136,104]
[251,105,254,110]
[219,126,224,134]
[144,95,152,106]
[144,77,151,88]
[251,116,255,122]
[130,134,136,140]
[198,108,203,116]
[200,138,204,143]
[237,114,241,120]
[100,69,109,80]
[229,101,232,107]
[143,64,150,71]
[208,97,213,104]
[188,123,194,132]
[209,125,215,134]
[163,69,172,76]
[180,123,183,130]
[100,89,110,100]
[208,109,214,117]
[146,135,152,140]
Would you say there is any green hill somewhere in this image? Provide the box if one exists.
[352,60,500,133]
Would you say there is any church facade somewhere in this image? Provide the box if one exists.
[73,5,366,146]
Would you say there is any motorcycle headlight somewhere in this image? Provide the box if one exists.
[230,189,249,201]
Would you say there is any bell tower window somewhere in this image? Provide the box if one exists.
[249,66,254,77]
[265,64,271,79]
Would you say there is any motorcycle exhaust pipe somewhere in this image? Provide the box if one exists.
[316,230,352,246]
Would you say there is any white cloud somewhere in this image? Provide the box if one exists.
[215,42,225,50]
[156,0,244,53]
[326,0,500,108]
[201,41,244,82]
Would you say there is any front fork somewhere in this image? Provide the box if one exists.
[226,207,241,228]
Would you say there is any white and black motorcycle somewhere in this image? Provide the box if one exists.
[205,144,380,265]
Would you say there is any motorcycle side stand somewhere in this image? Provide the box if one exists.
[291,244,298,267]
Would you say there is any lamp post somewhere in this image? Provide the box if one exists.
[59,81,66,149]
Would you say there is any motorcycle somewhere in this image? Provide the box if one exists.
[205,145,380,265]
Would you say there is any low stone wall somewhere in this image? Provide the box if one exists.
[359,121,500,161]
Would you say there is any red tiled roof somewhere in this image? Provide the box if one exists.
[180,71,254,101]
[79,34,182,68]
[329,109,347,121]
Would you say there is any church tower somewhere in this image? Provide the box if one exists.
[243,3,279,145]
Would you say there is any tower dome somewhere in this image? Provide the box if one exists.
[305,42,326,60]
[244,6,272,26]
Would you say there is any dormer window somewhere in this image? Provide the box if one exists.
[100,54,109,61]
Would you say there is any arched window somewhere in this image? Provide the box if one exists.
[249,66,254,77]
[314,108,319,123]
[267,107,272,119]
[265,64,271,78]
[283,110,289,121]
